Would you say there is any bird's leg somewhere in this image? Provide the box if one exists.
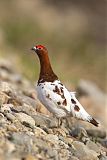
[57,118,62,128]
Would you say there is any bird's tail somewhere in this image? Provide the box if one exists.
[88,117,99,127]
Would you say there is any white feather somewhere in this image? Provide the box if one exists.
[36,80,93,123]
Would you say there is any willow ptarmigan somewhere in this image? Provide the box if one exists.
[31,44,99,127]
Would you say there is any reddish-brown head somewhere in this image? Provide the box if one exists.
[31,45,48,56]
[31,44,58,82]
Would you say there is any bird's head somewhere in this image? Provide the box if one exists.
[31,45,48,55]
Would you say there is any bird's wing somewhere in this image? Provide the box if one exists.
[69,92,99,127]
[37,80,72,117]
[37,80,99,126]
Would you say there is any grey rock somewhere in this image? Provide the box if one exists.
[12,93,38,109]
[45,134,59,145]
[72,141,98,160]
[53,128,67,137]
[0,104,13,113]
[63,137,73,147]
[5,140,16,154]
[87,129,106,139]
[86,140,101,153]
[58,148,71,160]
[70,127,88,138]
[10,132,33,146]
[0,113,6,124]
[7,124,18,132]
[15,112,35,128]
[99,154,107,160]
[77,80,106,105]
[0,59,14,73]
[13,103,37,116]
[0,81,13,93]
[70,126,90,143]
[0,91,10,105]
[99,139,107,148]
[5,113,16,122]
[9,74,23,84]
[33,126,47,136]
[70,156,79,160]
[32,114,58,128]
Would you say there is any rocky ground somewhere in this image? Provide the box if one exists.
[0,59,107,160]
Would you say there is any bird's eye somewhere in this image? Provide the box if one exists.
[38,47,41,50]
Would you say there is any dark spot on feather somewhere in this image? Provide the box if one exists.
[71,99,76,104]
[46,94,51,100]
[62,99,67,106]
[60,87,64,93]
[53,86,60,95]
[38,83,41,86]
[61,94,65,99]
[53,85,65,99]
[57,101,61,105]
[59,82,63,86]
[51,83,55,85]
[74,105,80,111]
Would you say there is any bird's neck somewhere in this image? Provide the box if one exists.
[38,53,58,83]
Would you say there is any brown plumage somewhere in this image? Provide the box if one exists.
[90,118,99,127]
[32,45,58,83]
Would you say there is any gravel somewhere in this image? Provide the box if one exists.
[0,59,106,160]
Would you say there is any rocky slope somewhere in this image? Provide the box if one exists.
[0,59,107,160]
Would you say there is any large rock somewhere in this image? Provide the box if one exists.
[15,112,35,128]
[72,141,99,160]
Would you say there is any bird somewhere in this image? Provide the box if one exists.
[31,44,99,127]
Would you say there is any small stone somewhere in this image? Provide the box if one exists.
[0,91,10,104]
[10,74,22,83]
[86,140,101,153]
[46,128,53,134]
[14,103,37,116]
[64,137,73,147]
[72,141,98,160]
[15,112,35,128]
[13,94,38,110]
[32,114,57,128]
[5,113,16,122]
[7,124,18,132]
[59,148,71,159]
[53,128,67,137]
[40,126,53,134]
[0,59,14,73]
[0,104,13,113]
[45,134,59,145]
[25,154,38,160]
[33,127,47,136]
[6,140,15,154]
[98,154,107,160]
[87,129,106,139]
[59,140,69,149]
[0,113,4,118]
[0,113,6,124]
[70,127,88,139]
[70,156,79,160]
[0,81,13,93]
[99,139,107,148]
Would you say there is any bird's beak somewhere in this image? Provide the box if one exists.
[31,46,37,52]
